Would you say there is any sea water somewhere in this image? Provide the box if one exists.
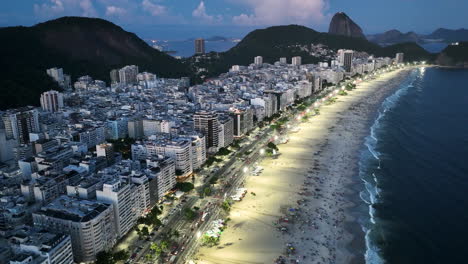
[360,67,468,264]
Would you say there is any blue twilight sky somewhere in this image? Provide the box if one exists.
[0,0,466,39]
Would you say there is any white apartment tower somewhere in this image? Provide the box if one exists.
[292,56,302,66]
[96,179,137,238]
[254,56,263,65]
[396,53,405,64]
[40,90,64,112]
[1,107,40,144]
[118,65,139,84]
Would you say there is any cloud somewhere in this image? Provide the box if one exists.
[34,0,65,17]
[232,0,328,26]
[34,0,97,18]
[105,5,126,16]
[79,0,98,17]
[192,1,222,23]
[141,0,167,16]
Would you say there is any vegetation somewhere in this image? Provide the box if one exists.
[0,16,189,109]
[175,182,195,192]
[95,250,129,264]
[202,235,220,247]
[436,42,468,66]
[184,25,433,82]
[205,156,222,167]
[217,147,231,156]
[106,138,135,159]
[221,199,232,212]
[137,205,162,227]
[183,208,198,221]
[209,176,219,185]
[338,90,348,96]
[267,142,279,152]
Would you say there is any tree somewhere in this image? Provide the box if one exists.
[184,208,197,221]
[95,251,113,264]
[160,240,169,252]
[221,200,231,212]
[141,226,150,237]
[113,250,129,261]
[202,235,220,247]
[267,142,279,151]
[203,186,213,197]
[209,176,218,185]
[150,242,163,257]
[175,182,194,192]
[217,147,231,156]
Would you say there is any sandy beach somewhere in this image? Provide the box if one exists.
[195,67,417,264]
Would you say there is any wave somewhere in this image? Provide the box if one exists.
[360,69,421,264]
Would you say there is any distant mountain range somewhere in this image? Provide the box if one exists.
[0,16,189,109]
[185,23,433,80]
[367,28,468,46]
[0,14,455,109]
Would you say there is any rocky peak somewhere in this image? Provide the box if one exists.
[328,12,365,39]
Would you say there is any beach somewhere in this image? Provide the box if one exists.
[195,67,417,264]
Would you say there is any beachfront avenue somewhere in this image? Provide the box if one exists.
[124,61,424,264]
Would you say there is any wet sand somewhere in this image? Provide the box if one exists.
[196,67,417,264]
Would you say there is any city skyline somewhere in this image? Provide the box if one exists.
[1,0,467,39]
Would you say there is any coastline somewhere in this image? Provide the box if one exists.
[195,67,418,264]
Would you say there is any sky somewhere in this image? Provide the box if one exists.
[0,0,466,39]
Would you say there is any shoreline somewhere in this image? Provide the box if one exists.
[195,67,419,264]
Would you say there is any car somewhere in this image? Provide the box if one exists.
[131,253,137,259]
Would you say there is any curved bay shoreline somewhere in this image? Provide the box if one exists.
[196,67,419,264]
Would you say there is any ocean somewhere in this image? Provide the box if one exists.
[360,67,468,264]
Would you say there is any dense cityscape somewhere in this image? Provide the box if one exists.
[0,36,411,264]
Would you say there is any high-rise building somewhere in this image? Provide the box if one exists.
[279,57,287,64]
[32,196,116,263]
[292,56,302,66]
[96,179,137,238]
[2,107,40,144]
[193,111,219,149]
[218,115,234,148]
[40,90,64,112]
[189,134,207,170]
[46,68,64,83]
[132,138,193,177]
[343,51,354,72]
[146,155,176,203]
[254,56,263,65]
[110,69,120,84]
[128,119,144,139]
[118,65,139,84]
[195,38,205,54]
[230,107,254,137]
[396,53,404,64]
[46,68,71,89]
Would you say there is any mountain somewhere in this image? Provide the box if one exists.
[435,42,468,67]
[0,16,189,110]
[186,25,431,80]
[367,30,422,45]
[328,12,365,39]
[427,28,468,42]
[376,42,434,62]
